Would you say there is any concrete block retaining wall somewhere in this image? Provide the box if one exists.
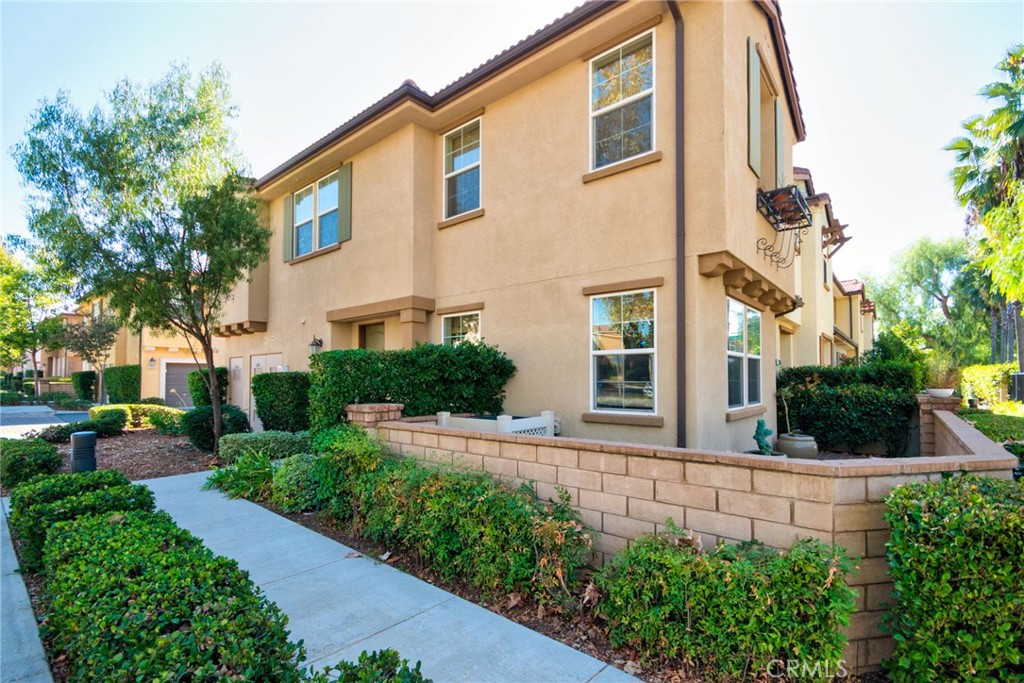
[348,399,1016,673]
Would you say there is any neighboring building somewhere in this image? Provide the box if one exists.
[37,312,86,378]
[215,0,870,451]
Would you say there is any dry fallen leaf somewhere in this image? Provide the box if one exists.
[345,551,364,559]
[506,593,523,610]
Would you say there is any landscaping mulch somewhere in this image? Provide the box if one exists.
[55,428,210,481]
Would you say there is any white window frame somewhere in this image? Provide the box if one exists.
[442,118,482,220]
[588,30,656,172]
[293,169,339,258]
[726,298,762,410]
[440,311,482,346]
[589,288,657,414]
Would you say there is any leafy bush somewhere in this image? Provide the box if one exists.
[102,364,140,403]
[309,649,430,683]
[960,363,1016,405]
[596,533,856,681]
[52,395,91,410]
[187,366,229,407]
[780,383,917,455]
[147,408,184,435]
[309,343,516,433]
[778,361,919,395]
[204,449,277,500]
[885,476,1024,682]
[218,430,310,464]
[270,453,320,512]
[31,409,127,443]
[139,396,165,405]
[22,381,35,397]
[43,510,305,681]
[1,390,22,405]
[252,371,310,432]
[70,370,96,401]
[9,470,151,571]
[89,403,185,429]
[180,404,250,452]
[0,438,62,488]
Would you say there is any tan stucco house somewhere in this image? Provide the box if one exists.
[215,0,872,451]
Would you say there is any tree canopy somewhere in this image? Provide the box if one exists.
[14,63,268,444]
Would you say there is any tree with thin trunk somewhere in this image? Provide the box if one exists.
[13,63,269,448]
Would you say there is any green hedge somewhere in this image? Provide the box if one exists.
[43,510,305,682]
[308,649,430,683]
[70,370,96,401]
[1,391,22,406]
[960,363,1016,405]
[102,364,140,404]
[596,534,856,681]
[188,366,229,407]
[218,430,310,464]
[89,403,185,429]
[778,361,919,394]
[31,408,127,443]
[309,343,516,433]
[0,438,62,488]
[9,470,152,571]
[181,404,250,452]
[885,476,1024,682]
[252,371,310,432]
[271,453,319,512]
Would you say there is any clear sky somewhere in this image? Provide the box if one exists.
[2,1,1021,284]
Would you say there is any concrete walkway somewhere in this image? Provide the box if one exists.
[0,406,91,439]
[147,471,636,682]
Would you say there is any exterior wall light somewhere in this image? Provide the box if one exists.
[147,357,156,369]
[309,336,323,355]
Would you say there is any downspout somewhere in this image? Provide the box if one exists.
[666,0,686,448]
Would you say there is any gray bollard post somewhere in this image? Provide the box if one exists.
[70,431,97,473]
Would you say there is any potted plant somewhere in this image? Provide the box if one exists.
[775,387,818,459]
[925,352,959,398]
[745,419,786,457]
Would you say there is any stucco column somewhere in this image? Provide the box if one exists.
[399,308,428,348]
[917,395,962,456]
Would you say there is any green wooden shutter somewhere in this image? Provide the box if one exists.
[774,97,785,188]
[748,38,760,177]
[282,194,294,262]
[338,162,352,243]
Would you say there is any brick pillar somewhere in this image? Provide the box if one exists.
[917,395,962,456]
[345,403,404,428]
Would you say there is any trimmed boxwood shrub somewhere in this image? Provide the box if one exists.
[43,510,305,682]
[9,471,152,571]
[181,404,251,452]
[0,438,62,488]
[70,370,96,401]
[218,430,310,464]
[32,408,127,443]
[188,366,229,407]
[778,360,919,394]
[252,371,310,432]
[270,453,319,512]
[1,390,22,406]
[309,343,516,433]
[885,475,1024,682]
[139,396,165,405]
[102,364,140,404]
[89,403,185,429]
[596,533,856,681]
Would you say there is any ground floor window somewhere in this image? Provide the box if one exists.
[727,298,761,409]
[591,289,655,412]
[442,312,481,346]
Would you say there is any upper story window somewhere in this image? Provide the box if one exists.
[748,38,785,189]
[727,298,762,409]
[293,170,340,258]
[591,32,654,170]
[442,312,481,346]
[443,119,481,219]
[591,289,655,412]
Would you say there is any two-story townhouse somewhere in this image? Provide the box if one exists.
[215,0,812,451]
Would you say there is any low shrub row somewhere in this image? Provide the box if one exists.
[181,404,250,452]
[596,532,856,681]
[308,343,516,433]
[959,363,1016,405]
[70,370,96,401]
[43,510,307,682]
[218,430,310,464]
[9,470,152,571]
[30,408,127,444]
[88,403,185,429]
[188,366,229,407]
[885,475,1024,682]
[1,390,22,406]
[102,364,140,404]
[778,360,920,395]
[0,438,62,488]
[253,371,310,432]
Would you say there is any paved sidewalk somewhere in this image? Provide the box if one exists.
[0,406,91,439]
[148,471,636,683]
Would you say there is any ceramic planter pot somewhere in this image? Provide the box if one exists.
[926,388,955,398]
[776,433,818,459]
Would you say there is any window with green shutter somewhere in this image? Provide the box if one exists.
[748,38,760,176]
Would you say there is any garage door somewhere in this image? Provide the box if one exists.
[164,362,199,408]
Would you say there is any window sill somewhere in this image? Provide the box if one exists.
[438,208,484,230]
[288,242,340,265]
[582,412,664,427]
[582,151,662,184]
[725,404,767,422]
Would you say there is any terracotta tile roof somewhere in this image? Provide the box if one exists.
[840,278,864,295]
